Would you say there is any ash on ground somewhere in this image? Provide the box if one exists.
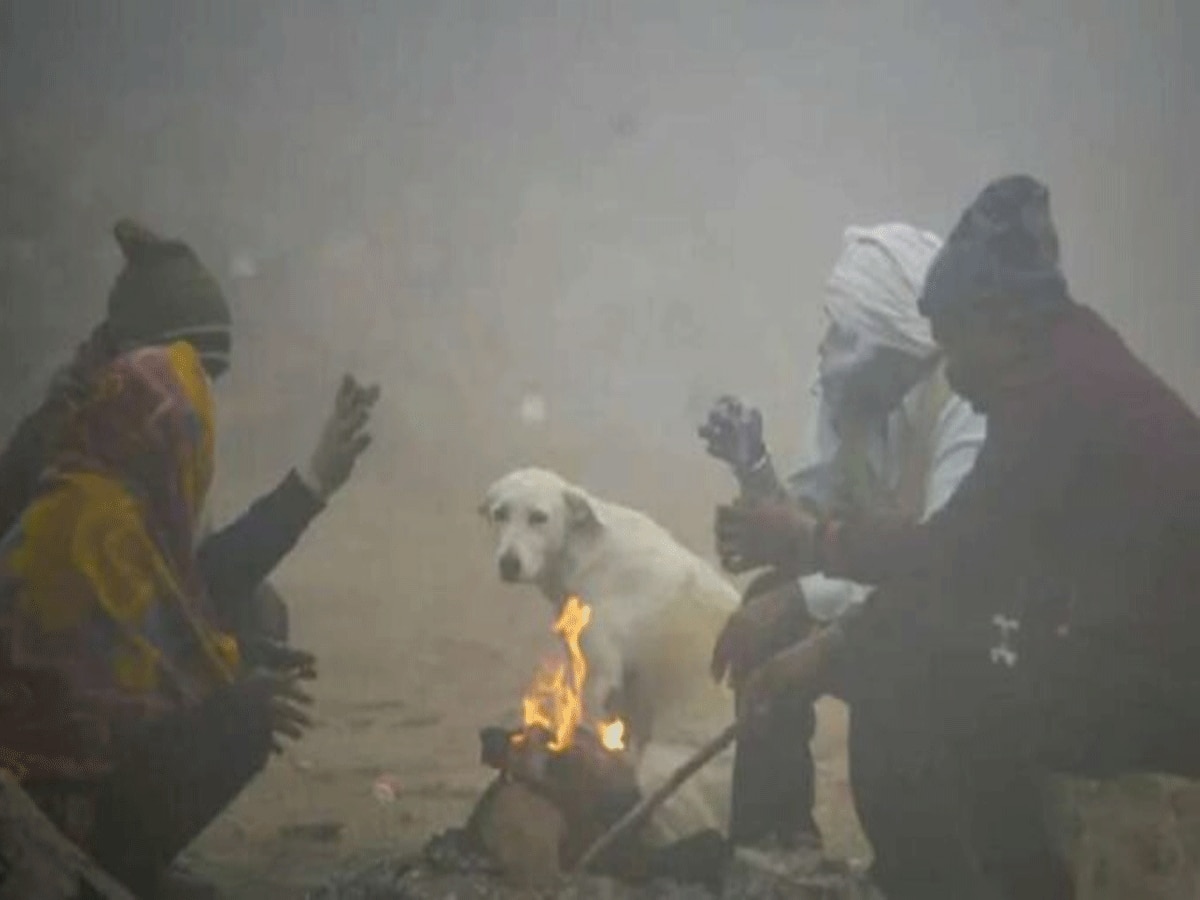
[307,827,881,900]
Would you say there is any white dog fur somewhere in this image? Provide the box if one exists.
[479,467,739,844]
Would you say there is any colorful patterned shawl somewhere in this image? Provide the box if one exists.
[0,342,239,781]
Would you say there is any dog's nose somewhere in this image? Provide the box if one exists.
[498,552,521,583]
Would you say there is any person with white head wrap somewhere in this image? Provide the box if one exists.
[823,223,942,360]
[798,222,985,570]
[699,221,987,858]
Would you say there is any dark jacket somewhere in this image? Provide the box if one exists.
[823,304,1200,669]
[198,472,324,633]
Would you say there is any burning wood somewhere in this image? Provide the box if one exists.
[477,722,641,871]
[350,596,732,892]
[467,727,642,888]
[453,596,650,885]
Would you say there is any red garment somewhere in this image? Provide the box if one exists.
[824,304,1200,661]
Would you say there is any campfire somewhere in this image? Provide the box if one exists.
[468,597,645,883]
[329,597,739,895]
[514,596,626,755]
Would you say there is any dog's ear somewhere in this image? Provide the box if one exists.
[563,489,599,531]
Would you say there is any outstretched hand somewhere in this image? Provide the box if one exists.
[698,396,767,475]
[306,374,381,500]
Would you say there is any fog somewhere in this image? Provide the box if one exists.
[5,1,1197,459]
[1,1,1197,885]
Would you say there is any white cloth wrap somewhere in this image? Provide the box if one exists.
[824,223,943,360]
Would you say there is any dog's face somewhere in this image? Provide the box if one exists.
[479,469,597,585]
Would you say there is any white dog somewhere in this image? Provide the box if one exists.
[479,467,739,844]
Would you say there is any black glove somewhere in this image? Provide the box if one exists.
[698,396,767,475]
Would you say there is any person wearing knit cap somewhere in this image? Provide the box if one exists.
[698,223,987,867]
[0,220,378,641]
[0,220,379,624]
[714,175,1200,899]
[0,220,380,896]
[0,220,229,538]
[103,219,234,377]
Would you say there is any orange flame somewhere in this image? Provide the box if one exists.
[519,596,625,753]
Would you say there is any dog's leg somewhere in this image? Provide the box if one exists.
[611,667,655,751]
[579,627,624,726]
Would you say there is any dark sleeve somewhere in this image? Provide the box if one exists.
[820,393,1079,593]
[197,471,325,614]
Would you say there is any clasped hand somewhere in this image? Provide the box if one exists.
[714,496,818,576]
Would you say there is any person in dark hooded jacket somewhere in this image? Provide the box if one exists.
[714,175,1200,900]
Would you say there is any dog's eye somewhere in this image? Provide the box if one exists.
[528,510,548,526]
[493,505,510,524]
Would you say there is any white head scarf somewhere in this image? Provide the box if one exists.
[823,223,943,361]
[805,222,944,480]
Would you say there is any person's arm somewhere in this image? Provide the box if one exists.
[699,396,790,500]
[738,452,788,501]
[817,393,1075,591]
[196,472,324,616]
[198,373,380,619]
[806,397,985,620]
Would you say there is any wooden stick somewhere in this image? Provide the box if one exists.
[572,719,741,873]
